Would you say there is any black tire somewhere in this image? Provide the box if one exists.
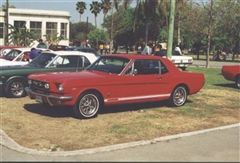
[73,92,102,119]
[169,86,188,107]
[5,79,26,98]
[235,76,240,89]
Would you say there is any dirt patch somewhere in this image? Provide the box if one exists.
[0,88,239,151]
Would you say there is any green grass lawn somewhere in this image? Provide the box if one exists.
[188,67,238,90]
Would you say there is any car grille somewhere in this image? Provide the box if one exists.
[30,80,49,93]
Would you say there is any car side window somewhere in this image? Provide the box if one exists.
[50,56,83,68]
[133,59,160,75]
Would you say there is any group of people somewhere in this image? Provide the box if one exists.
[137,42,183,57]
[99,42,110,55]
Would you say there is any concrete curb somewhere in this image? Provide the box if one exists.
[1,123,239,156]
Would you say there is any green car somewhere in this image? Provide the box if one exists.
[0,50,98,98]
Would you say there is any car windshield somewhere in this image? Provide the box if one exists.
[87,56,129,74]
[3,49,21,60]
[28,53,56,68]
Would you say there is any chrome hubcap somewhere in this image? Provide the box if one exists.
[173,87,186,106]
[10,81,24,97]
[237,77,240,88]
[79,94,99,117]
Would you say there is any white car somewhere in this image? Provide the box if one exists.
[0,48,51,67]
[170,55,193,70]
[0,58,27,67]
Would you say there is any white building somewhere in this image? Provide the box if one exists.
[0,8,70,46]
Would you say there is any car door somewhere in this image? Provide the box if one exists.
[106,59,171,103]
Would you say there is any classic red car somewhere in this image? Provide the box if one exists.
[222,65,240,88]
[26,54,205,119]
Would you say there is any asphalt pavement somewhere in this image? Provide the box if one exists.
[1,124,239,162]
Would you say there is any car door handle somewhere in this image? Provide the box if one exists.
[156,77,162,80]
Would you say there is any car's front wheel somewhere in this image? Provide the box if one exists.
[73,92,102,119]
[6,79,26,98]
[235,76,240,89]
[170,86,188,107]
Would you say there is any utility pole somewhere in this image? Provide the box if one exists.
[167,0,176,59]
[4,0,9,45]
[110,4,114,54]
[206,0,213,68]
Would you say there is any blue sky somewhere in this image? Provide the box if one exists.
[2,0,104,26]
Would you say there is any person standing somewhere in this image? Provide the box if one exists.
[174,45,183,55]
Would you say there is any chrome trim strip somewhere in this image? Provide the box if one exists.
[25,87,72,106]
[104,94,171,102]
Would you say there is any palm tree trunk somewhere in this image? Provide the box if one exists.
[95,16,97,27]
[80,14,82,22]
[4,0,9,45]
[145,22,149,44]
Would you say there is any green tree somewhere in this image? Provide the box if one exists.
[76,1,86,22]
[90,1,102,27]
[70,22,95,44]
[87,28,109,47]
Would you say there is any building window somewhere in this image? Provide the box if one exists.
[0,23,4,38]
[46,22,57,39]
[14,21,26,30]
[60,23,67,39]
[30,21,42,39]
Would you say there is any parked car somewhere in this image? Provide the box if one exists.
[0,58,27,67]
[1,48,32,61]
[73,47,99,57]
[159,49,193,70]
[222,65,240,89]
[0,47,50,68]
[26,54,205,119]
[0,45,22,57]
[0,51,98,97]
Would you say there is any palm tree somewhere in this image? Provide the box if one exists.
[76,1,86,22]
[101,0,112,20]
[8,24,34,46]
[90,1,102,27]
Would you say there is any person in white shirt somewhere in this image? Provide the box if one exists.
[174,45,183,55]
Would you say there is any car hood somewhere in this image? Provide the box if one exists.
[28,70,109,84]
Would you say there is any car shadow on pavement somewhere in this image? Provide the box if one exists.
[23,99,193,119]
[99,101,169,115]
[214,83,236,89]
[24,104,74,118]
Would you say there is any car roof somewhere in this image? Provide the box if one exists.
[42,50,98,63]
[104,54,169,61]
[13,47,32,51]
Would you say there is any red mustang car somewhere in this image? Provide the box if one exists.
[222,65,240,89]
[26,55,205,119]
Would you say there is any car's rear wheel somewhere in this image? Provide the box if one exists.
[235,76,240,89]
[6,79,26,98]
[73,92,101,119]
[170,86,187,107]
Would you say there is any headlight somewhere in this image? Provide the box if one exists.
[56,83,64,92]
[44,83,50,89]
[28,80,32,85]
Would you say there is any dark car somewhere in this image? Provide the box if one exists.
[74,47,99,56]
[0,51,98,98]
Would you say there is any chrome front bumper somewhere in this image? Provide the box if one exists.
[25,87,72,106]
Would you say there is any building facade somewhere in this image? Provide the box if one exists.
[0,8,70,46]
